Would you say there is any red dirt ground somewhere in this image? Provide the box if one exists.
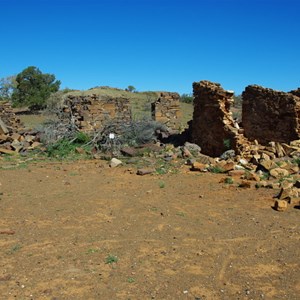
[0,160,299,299]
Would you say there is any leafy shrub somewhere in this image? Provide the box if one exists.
[46,132,91,159]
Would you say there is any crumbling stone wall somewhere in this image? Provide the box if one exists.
[63,94,132,132]
[242,85,300,145]
[0,102,23,134]
[151,92,181,130]
[290,88,300,98]
[191,80,241,157]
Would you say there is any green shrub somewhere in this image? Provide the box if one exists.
[209,166,225,173]
[46,132,91,159]
[224,177,234,184]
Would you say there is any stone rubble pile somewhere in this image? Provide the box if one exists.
[0,102,40,154]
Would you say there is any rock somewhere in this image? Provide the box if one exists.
[185,158,196,166]
[11,140,23,152]
[197,154,215,165]
[183,142,201,154]
[281,143,299,156]
[239,158,248,166]
[280,180,294,190]
[234,165,246,170]
[109,158,122,168]
[136,168,155,176]
[238,180,251,188]
[242,172,260,181]
[217,161,235,172]
[228,170,246,177]
[30,141,42,149]
[191,162,209,172]
[0,148,15,155]
[0,117,9,134]
[276,187,299,200]
[257,160,277,172]
[274,200,288,212]
[182,147,192,158]
[220,150,235,161]
[269,168,290,179]
[275,142,286,157]
[255,180,268,188]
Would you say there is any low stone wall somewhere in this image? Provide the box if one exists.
[62,94,132,133]
[242,85,300,144]
[0,101,23,134]
[191,80,241,157]
[151,92,181,130]
[0,102,40,154]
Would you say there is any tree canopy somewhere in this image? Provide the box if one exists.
[12,66,61,110]
[0,75,17,101]
[126,85,136,92]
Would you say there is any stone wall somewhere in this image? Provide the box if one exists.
[0,101,23,134]
[0,102,40,154]
[242,85,300,145]
[191,80,242,157]
[62,94,132,133]
[290,88,300,98]
[151,92,181,130]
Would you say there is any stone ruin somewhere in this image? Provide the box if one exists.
[62,94,132,133]
[0,102,23,134]
[242,85,300,144]
[190,80,300,160]
[0,102,40,154]
[191,81,247,157]
[151,92,181,130]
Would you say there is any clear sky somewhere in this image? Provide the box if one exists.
[0,0,299,95]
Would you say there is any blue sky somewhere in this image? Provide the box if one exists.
[0,0,299,95]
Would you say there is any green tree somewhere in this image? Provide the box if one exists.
[127,85,136,92]
[12,66,61,110]
[0,75,17,101]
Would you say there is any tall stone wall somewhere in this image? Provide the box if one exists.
[63,94,132,133]
[242,85,300,145]
[191,80,241,157]
[151,92,181,130]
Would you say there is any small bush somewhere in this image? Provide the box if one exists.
[209,166,225,173]
[46,132,91,159]
[224,177,234,184]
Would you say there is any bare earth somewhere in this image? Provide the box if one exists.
[0,160,299,300]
